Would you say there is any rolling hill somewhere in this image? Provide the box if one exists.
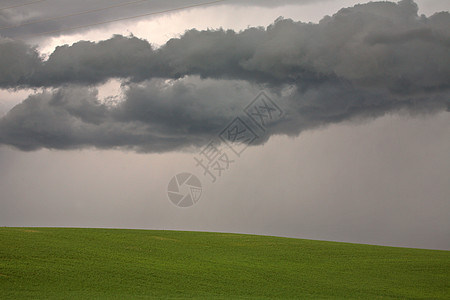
[0,227,448,299]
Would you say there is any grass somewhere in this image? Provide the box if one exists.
[0,227,449,299]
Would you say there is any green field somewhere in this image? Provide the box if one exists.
[0,228,449,299]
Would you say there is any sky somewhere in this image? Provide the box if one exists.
[0,0,449,250]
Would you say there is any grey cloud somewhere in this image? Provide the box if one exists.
[0,75,448,152]
[0,0,449,95]
[0,78,259,151]
[0,38,41,87]
[227,0,328,7]
[0,0,449,152]
[0,0,196,39]
[0,0,324,39]
[36,35,155,86]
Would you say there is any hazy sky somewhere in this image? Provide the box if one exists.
[0,0,449,250]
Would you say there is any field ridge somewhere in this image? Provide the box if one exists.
[1,227,448,299]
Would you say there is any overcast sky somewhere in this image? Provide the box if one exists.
[0,0,449,250]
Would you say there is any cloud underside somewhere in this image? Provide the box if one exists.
[0,0,324,40]
[0,0,449,152]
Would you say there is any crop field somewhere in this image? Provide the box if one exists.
[0,227,449,299]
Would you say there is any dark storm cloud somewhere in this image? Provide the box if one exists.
[0,0,323,39]
[0,75,447,152]
[0,38,41,87]
[0,0,449,152]
[0,78,259,151]
[1,0,449,93]
[0,0,198,39]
